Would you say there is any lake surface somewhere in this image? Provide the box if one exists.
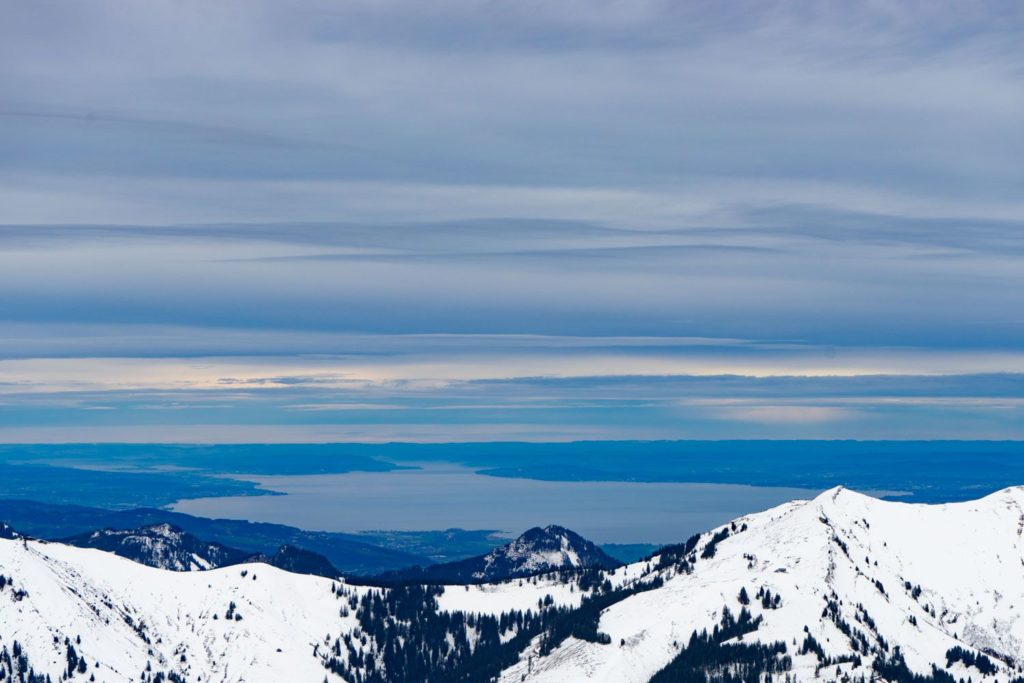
[171,462,828,544]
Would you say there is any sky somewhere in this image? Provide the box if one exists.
[1,0,1023,442]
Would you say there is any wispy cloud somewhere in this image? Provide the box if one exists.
[2,2,1023,439]
[703,405,855,424]
[3,1,1024,221]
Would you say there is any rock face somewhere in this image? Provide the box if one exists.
[4,488,1024,683]
[370,524,621,584]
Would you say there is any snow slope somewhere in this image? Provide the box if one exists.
[500,486,1024,682]
[437,573,588,615]
[0,537,363,682]
[5,487,1024,682]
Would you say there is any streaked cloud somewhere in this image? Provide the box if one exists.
[703,405,855,424]
[1,1,1022,440]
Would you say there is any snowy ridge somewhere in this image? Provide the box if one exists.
[54,522,342,578]
[500,486,1024,682]
[60,523,252,572]
[4,488,1024,682]
[0,537,366,682]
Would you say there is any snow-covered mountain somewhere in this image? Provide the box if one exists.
[500,486,1024,683]
[372,524,620,584]
[478,525,620,579]
[56,523,341,577]
[0,534,356,682]
[59,523,253,571]
[4,487,1024,682]
[0,498,430,575]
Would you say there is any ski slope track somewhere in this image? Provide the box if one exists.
[3,487,1024,682]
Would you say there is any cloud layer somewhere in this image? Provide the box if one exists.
[1,1,1022,440]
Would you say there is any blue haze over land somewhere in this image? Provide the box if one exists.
[2,441,1023,544]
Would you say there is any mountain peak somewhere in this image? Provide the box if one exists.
[811,484,877,509]
[478,524,619,579]
[367,524,620,585]
[515,524,582,544]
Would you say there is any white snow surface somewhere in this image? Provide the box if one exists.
[0,537,361,682]
[438,574,587,615]
[500,486,1024,682]
[5,487,1024,682]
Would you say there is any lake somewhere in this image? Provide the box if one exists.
[171,462,830,544]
